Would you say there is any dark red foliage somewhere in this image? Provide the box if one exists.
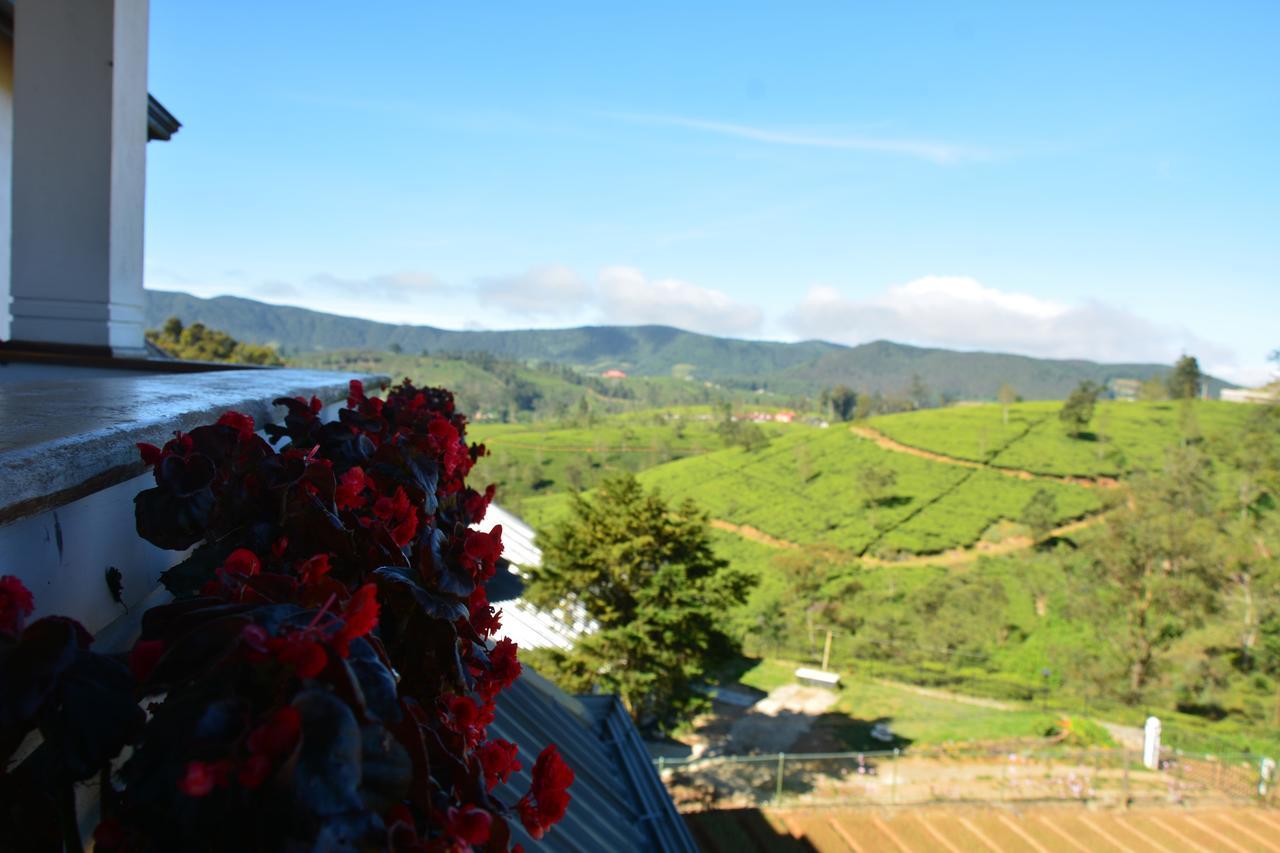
[102,380,568,849]
[1,382,571,850]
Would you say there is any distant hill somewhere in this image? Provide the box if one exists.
[145,290,1223,400]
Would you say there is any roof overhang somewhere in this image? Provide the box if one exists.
[0,0,181,141]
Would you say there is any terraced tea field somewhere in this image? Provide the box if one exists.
[868,399,1250,479]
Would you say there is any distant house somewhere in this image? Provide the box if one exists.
[774,409,797,423]
[1107,378,1142,401]
[602,369,627,379]
[1222,385,1279,404]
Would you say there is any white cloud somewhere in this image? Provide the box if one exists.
[474,266,591,319]
[597,266,763,335]
[784,275,1236,368]
[609,113,980,165]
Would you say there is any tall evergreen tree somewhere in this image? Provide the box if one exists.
[525,475,752,727]
[1168,354,1203,399]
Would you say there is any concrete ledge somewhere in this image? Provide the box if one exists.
[0,368,388,524]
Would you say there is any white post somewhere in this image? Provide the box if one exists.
[1142,716,1162,770]
[9,0,151,356]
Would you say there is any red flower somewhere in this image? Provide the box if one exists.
[129,639,166,683]
[222,548,261,578]
[390,510,419,548]
[443,806,491,846]
[373,486,411,521]
[463,526,503,582]
[297,553,332,585]
[247,705,302,758]
[464,484,496,525]
[179,760,221,797]
[468,586,501,639]
[333,583,379,656]
[216,410,255,437]
[0,575,35,638]
[373,486,419,547]
[137,442,164,466]
[477,638,521,701]
[270,633,328,678]
[439,695,494,748]
[476,738,522,791]
[335,466,368,511]
[517,746,574,839]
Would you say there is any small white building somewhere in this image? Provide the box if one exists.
[1221,385,1279,404]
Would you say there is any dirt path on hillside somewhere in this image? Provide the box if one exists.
[710,519,798,549]
[849,425,1119,489]
[711,514,1106,568]
[870,679,1020,711]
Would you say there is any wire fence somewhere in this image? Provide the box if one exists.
[656,744,1277,812]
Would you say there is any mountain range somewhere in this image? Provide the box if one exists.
[145,290,1224,400]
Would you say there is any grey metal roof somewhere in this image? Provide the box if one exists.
[489,670,696,852]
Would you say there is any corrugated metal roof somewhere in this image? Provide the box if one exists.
[476,504,598,652]
[476,503,542,569]
[490,670,696,852]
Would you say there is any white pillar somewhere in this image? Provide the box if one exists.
[9,0,150,356]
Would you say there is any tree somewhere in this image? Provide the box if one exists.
[1020,488,1058,542]
[998,382,1018,426]
[1059,380,1100,438]
[146,316,284,366]
[856,462,898,508]
[525,475,752,727]
[1168,354,1202,400]
[908,373,932,410]
[716,418,770,452]
[388,341,403,354]
[1079,447,1224,701]
[822,385,858,421]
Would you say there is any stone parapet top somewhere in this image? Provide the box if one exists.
[0,368,389,524]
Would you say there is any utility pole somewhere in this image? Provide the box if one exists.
[822,630,834,672]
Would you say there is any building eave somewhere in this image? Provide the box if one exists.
[0,1,181,141]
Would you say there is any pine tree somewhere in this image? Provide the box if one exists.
[525,475,752,727]
[1168,354,1203,399]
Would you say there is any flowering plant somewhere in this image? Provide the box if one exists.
[0,379,571,851]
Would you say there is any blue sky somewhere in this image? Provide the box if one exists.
[145,2,1279,383]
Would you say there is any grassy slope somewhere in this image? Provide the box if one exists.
[737,659,1061,748]
[497,401,1279,754]
[869,399,1248,478]
[634,426,1099,556]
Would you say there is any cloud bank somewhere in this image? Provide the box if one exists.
[472,265,762,336]
[475,266,590,320]
[784,275,1235,368]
